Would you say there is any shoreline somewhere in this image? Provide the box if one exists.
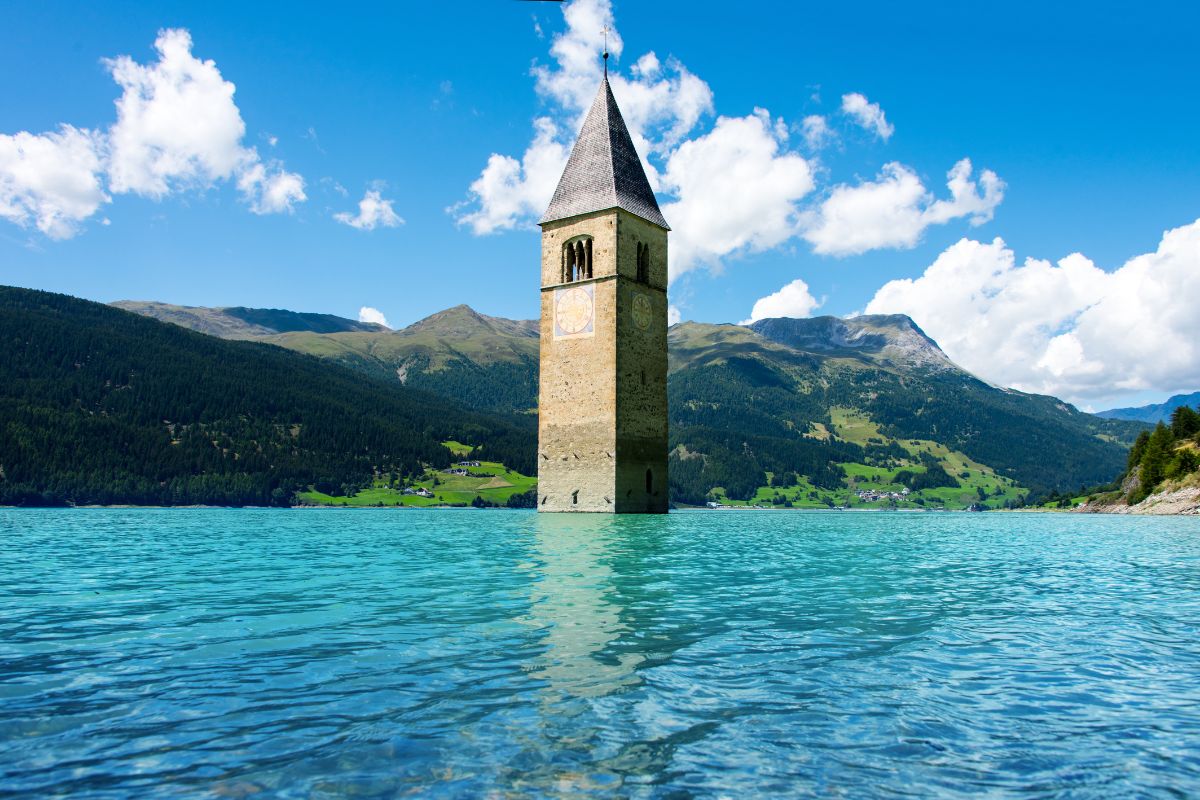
[1,504,1088,514]
[1075,486,1200,516]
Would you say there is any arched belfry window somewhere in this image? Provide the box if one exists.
[636,242,650,283]
[563,236,593,283]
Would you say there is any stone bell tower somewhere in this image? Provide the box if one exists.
[537,69,670,514]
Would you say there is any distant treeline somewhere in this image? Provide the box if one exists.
[0,287,534,507]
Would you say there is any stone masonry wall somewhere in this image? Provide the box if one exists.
[614,211,669,513]
[538,208,668,513]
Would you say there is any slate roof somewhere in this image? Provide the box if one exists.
[539,77,670,230]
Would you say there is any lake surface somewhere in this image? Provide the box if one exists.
[2,509,1199,798]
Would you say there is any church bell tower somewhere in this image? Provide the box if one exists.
[537,70,670,514]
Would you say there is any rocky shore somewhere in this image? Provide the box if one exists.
[1076,485,1200,516]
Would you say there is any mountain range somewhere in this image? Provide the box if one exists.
[111,301,389,338]
[106,295,1143,506]
[0,288,533,507]
[1097,392,1200,424]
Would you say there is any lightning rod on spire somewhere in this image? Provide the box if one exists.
[601,25,610,76]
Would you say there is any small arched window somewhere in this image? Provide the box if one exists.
[645,468,653,494]
[563,236,593,283]
[636,242,650,283]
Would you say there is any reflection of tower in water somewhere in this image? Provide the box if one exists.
[506,515,688,795]
[522,514,644,701]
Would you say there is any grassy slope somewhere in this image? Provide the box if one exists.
[707,407,1026,510]
[669,321,1141,508]
[262,307,540,413]
[297,443,535,507]
[110,299,1144,509]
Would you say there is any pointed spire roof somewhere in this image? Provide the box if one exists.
[539,77,670,230]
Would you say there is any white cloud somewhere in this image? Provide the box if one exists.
[864,219,1200,405]
[0,126,108,239]
[803,158,1004,256]
[532,0,622,115]
[453,117,568,235]
[106,29,252,197]
[662,109,814,279]
[453,0,1000,285]
[455,0,714,235]
[358,306,391,328]
[740,278,823,325]
[801,115,833,150]
[609,62,713,157]
[667,304,682,326]
[237,159,306,214]
[335,189,404,230]
[0,27,307,240]
[841,92,894,141]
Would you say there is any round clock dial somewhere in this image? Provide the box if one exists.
[632,293,652,331]
[555,286,594,335]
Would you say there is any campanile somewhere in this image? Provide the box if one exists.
[536,72,670,513]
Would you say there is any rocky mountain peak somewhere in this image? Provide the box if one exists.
[747,314,954,370]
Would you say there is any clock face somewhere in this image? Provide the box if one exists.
[632,293,652,331]
[554,285,594,338]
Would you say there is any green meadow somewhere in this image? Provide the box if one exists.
[297,442,536,508]
[706,408,1027,510]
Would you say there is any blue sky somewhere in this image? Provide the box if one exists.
[2,0,1198,408]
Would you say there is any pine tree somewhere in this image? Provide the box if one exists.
[1127,430,1151,472]
[1170,405,1200,439]
[1167,449,1199,480]
[1138,423,1175,493]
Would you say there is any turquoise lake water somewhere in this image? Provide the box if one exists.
[2,509,1199,798]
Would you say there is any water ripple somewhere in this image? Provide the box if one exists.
[2,509,1200,797]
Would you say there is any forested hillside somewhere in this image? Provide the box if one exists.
[0,288,534,506]
[261,306,540,414]
[113,298,1146,507]
[667,319,1142,504]
[1121,406,1200,502]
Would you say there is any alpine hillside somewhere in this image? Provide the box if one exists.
[1,287,534,507]
[111,301,389,338]
[117,297,1145,508]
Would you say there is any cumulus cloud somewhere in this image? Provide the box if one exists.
[803,158,1004,256]
[237,160,306,214]
[0,27,306,240]
[106,29,305,213]
[864,219,1200,405]
[453,0,1001,282]
[527,0,713,153]
[0,126,108,239]
[801,115,833,150]
[740,278,823,324]
[667,304,682,326]
[453,117,568,235]
[455,0,714,237]
[841,92,894,141]
[609,60,713,158]
[335,189,404,230]
[532,0,622,114]
[662,109,814,279]
[106,29,250,196]
[455,0,814,280]
[358,306,391,328]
